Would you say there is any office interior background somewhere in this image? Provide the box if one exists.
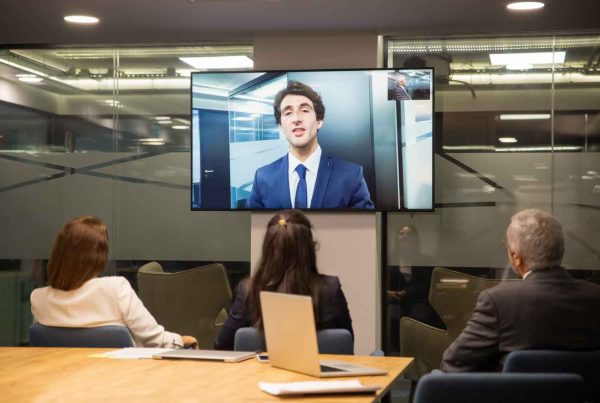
[0,0,598,355]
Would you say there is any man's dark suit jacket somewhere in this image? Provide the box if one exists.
[246,153,374,209]
[214,275,354,350]
[441,267,600,372]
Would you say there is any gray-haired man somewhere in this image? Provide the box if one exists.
[441,209,600,372]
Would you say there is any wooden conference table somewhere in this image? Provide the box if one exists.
[0,348,413,402]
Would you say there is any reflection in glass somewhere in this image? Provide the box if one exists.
[0,44,254,346]
[384,34,600,355]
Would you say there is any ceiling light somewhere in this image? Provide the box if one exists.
[506,2,545,10]
[154,116,171,120]
[16,74,43,83]
[157,120,173,125]
[450,72,600,85]
[135,138,165,145]
[499,137,518,143]
[59,77,189,91]
[18,77,43,83]
[499,114,551,120]
[64,15,100,24]
[506,63,533,70]
[172,125,189,130]
[179,56,254,69]
[490,51,565,66]
[103,100,123,108]
[443,145,496,151]
[496,146,581,152]
[1,59,49,77]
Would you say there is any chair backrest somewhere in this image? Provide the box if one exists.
[29,323,134,347]
[400,267,507,380]
[137,262,232,349]
[233,327,353,354]
[503,350,600,403]
[429,267,504,339]
[414,373,585,403]
[316,328,354,354]
[234,327,265,352]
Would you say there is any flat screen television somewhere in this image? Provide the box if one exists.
[191,68,434,211]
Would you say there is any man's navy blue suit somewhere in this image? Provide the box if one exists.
[246,153,374,209]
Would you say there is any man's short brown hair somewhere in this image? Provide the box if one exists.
[47,216,109,291]
[273,80,325,124]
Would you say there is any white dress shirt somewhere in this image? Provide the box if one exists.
[288,146,321,208]
[30,276,183,348]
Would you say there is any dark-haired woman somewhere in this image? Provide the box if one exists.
[30,216,197,348]
[214,209,353,350]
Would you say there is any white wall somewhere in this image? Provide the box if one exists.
[252,33,381,355]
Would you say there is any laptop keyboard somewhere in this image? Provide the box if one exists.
[320,364,347,372]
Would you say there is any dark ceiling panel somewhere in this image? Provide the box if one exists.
[1,0,599,45]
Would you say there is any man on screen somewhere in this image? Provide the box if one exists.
[246,80,374,209]
[393,74,412,101]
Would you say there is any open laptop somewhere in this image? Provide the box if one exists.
[260,291,388,377]
[153,349,254,363]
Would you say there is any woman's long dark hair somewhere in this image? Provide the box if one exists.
[247,209,321,328]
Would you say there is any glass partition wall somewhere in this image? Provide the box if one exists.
[0,45,253,346]
[1,35,598,351]
[383,34,600,354]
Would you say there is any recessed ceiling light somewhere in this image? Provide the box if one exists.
[506,63,533,70]
[18,76,44,83]
[16,74,44,83]
[157,120,173,125]
[154,116,171,120]
[499,114,551,120]
[179,56,253,69]
[172,125,189,130]
[506,2,544,10]
[64,15,100,24]
[135,138,165,145]
[490,51,565,66]
[499,137,518,143]
[103,100,123,108]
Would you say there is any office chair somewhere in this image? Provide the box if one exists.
[503,350,600,403]
[234,327,265,352]
[400,267,509,380]
[413,372,586,403]
[29,323,134,347]
[137,262,232,349]
[234,327,354,354]
[317,328,354,354]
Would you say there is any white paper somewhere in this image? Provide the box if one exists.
[95,348,174,359]
[258,380,379,396]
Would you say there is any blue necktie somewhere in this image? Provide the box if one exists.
[295,164,307,209]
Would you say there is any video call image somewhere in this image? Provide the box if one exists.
[191,69,434,211]
[387,71,432,101]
